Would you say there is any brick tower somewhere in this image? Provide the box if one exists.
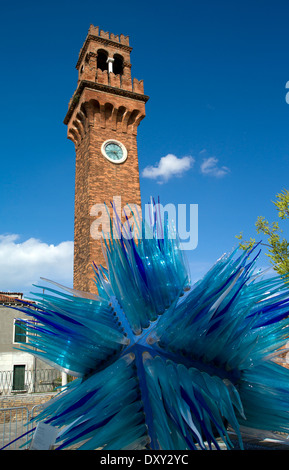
[64,25,149,293]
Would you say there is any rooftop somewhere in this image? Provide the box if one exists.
[0,292,33,305]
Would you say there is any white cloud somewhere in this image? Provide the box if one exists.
[0,234,73,296]
[142,154,195,183]
[200,157,230,178]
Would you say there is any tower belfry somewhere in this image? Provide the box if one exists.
[64,25,149,293]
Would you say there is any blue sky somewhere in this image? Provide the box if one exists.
[0,0,289,293]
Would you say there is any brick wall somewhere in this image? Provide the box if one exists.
[0,393,56,423]
[71,94,144,293]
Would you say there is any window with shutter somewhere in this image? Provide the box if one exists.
[14,320,27,343]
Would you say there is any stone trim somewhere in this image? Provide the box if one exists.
[64,80,149,125]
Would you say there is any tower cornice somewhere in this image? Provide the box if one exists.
[64,80,149,125]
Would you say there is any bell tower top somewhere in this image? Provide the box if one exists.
[64,25,148,125]
[78,25,131,57]
[76,25,132,78]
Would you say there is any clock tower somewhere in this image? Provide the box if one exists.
[64,25,149,293]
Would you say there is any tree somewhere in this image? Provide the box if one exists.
[236,189,289,278]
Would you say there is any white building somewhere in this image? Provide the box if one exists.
[0,292,60,394]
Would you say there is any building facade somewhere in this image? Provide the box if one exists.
[0,293,59,394]
[64,25,149,293]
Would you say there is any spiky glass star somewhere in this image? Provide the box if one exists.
[11,202,289,450]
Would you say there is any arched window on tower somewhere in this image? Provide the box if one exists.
[113,54,124,75]
[97,49,108,71]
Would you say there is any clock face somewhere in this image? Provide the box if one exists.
[105,142,123,161]
[101,139,127,164]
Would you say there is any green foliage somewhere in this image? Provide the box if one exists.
[237,189,289,278]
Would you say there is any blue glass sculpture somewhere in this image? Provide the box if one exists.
[9,201,289,450]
